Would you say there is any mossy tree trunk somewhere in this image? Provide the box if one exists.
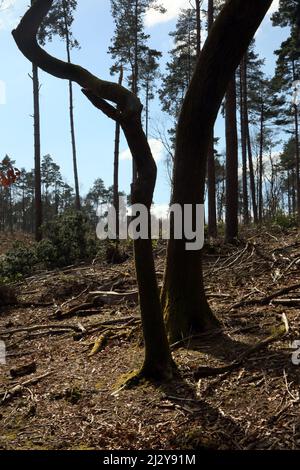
[162,0,273,342]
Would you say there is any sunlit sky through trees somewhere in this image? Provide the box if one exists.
[0,0,289,214]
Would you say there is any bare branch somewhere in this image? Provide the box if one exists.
[81,89,123,123]
[12,0,141,117]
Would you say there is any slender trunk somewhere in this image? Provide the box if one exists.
[294,105,300,222]
[292,59,300,223]
[113,67,123,242]
[32,62,43,240]
[225,75,239,242]
[259,103,264,222]
[207,0,217,238]
[240,57,249,224]
[207,133,217,237]
[195,0,201,56]
[63,1,80,210]
[247,128,258,222]
[145,79,149,139]
[131,0,139,188]
[122,116,175,380]
[287,169,291,216]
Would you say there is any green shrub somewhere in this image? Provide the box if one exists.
[0,241,37,280]
[41,211,98,267]
[0,211,100,281]
[272,212,298,229]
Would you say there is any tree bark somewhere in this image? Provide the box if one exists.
[239,56,249,224]
[294,104,300,223]
[207,0,217,238]
[244,53,258,224]
[62,1,81,211]
[113,67,123,242]
[32,63,43,241]
[258,102,264,222]
[195,0,201,57]
[225,75,239,242]
[162,0,273,342]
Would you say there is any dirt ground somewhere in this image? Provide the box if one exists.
[0,227,300,450]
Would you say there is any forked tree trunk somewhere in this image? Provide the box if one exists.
[225,75,239,243]
[162,0,273,342]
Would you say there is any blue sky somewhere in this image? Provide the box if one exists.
[0,0,289,211]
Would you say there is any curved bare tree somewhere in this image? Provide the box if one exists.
[13,0,273,379]
[12,0,175,382]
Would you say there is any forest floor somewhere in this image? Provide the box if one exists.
[0,227,300,450]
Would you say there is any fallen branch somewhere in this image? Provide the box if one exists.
[10,361,37,379]
[270,298,300,307]
[0,371,53,404]
[0,323,82,337]
[87,290,138,304]
[230,283,300,309]
[194,315,288,380]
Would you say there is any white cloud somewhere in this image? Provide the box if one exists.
[0,0,18,31]
[145,0,186,27]
[151,203,170,219]
[120,138,164,163]
[145,0,280,27]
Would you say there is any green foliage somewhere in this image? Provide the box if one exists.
[0,241,37,282]
[0,211,99,282]
[41,211,98,267]
[272,212,298,229]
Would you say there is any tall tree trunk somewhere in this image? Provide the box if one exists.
[258,102,264,222]
[244,51,258,224]
[131,0,139,187]
[207,0,217,238]
[162,0,273,342]
[239,57,249,224]
[113,67,123,242]
[294,103,300,221]
[292,59,300,223]
[145,79,149,139]
[225,75,239,243]
[63,1,80,211]
[32,62,43,241]
[195,0,201,56]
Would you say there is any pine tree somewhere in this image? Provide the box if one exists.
[109,0,162,185]
[38,0,81,211]
[225,74,239,242]
[272,2,300,221]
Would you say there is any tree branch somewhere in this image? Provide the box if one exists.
[12,0,142,118]
[82,89,123,123]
